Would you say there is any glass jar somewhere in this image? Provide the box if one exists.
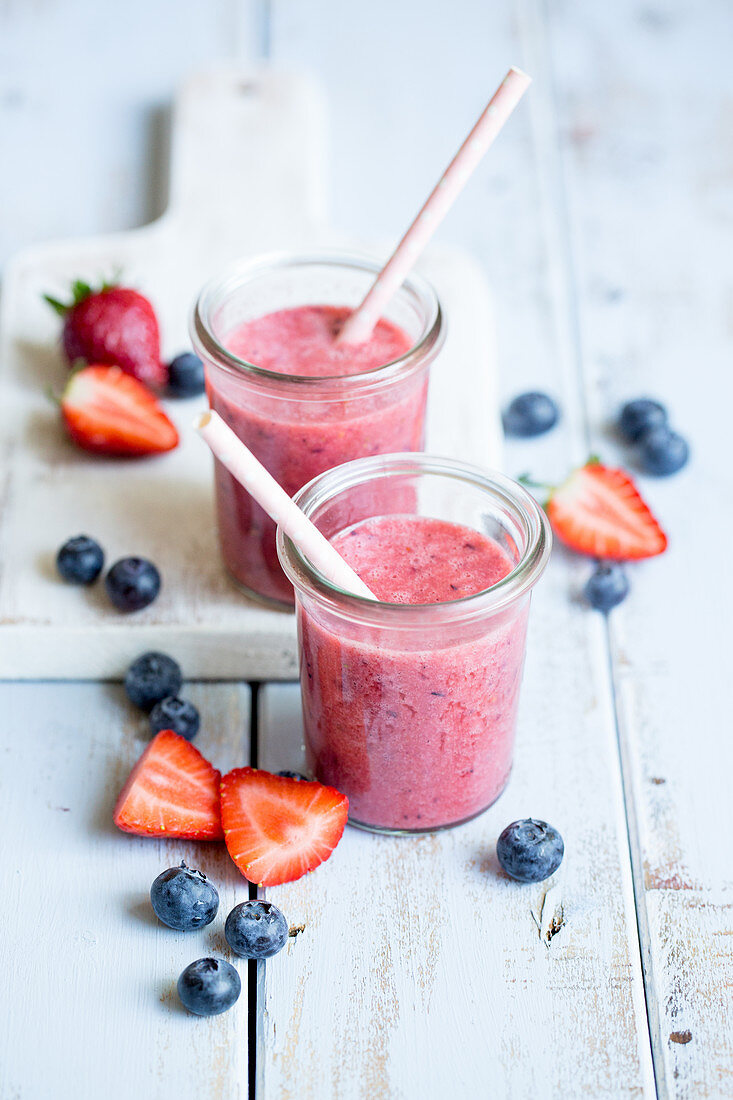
[278,453,552,834]
[191,252,444,609]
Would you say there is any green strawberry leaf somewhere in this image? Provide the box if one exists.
[43,294,68,317]
[518,473,555,491]
[71,279,93,304]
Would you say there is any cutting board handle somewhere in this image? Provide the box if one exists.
[165,68,328,251]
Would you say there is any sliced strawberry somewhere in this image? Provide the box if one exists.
[547,461,667,560]
[45,280,166,389]
[114,729,223,840]
[220,768,348,886]
[61,364,178,456]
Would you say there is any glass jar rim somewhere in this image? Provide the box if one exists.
[277,452,553,625]
[189,249,444,388]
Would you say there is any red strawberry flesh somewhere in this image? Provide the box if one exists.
[61,364,178,456]
[547,462,667,560]
[114,729,223,840]
[220,768,348,886]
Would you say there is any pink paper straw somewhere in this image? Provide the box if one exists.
[337,66,531,346]
[195,411,377,600]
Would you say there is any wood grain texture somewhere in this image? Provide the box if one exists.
[0,681,251,1100]
[547,1,733,1093]
[0,68,501,680]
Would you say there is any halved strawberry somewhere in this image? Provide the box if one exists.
[220,768,348,886]
[114,729,223,840]
[61,364,178,455]
[547,461,667,560]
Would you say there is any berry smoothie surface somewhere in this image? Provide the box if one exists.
[226,305,411,377]
[298,515,530,832]
[208,305,424,606]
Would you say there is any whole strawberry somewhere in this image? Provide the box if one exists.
[45,279,166,389]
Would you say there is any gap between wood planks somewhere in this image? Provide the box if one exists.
[244,11,271,1099]
[248,681,262,1100]
[604,635,667,1099]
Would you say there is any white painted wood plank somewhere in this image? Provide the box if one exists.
[0,681,251,1100]
[255,3,660,1095]
[256,658,654,1097]
[549,1,733,1094]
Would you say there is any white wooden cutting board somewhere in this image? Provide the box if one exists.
[0,68,502,680]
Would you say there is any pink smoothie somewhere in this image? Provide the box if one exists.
[226,305,411,377]
[297,515,530,831]
[208,305,424,606]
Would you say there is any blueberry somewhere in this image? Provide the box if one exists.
[225,900,289,959]
[177,958,241,1016]
[167,352,205,398]
[277,770,307,781]
[496,819,564,883]
[638,426,689,476]
[150,862,219,931]
[503,392,560,438]
[105,557,161,612]
[584,563,630,612]
[56,535,105,584]
[125,651,182,712]
[150,696,200,740]
[618,398,668,442]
